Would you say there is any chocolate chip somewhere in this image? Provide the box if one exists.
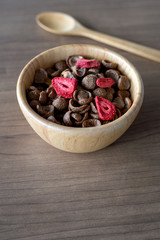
[93,88,107,98]
[39,91,48,105]
[112,97,125,109]
[36,105,54,118]
[117,90,130,99]
[105,69,120,82]
[34,68,48,84]
[118,75,131,90]
[102,60,118,69]
[82,119,101,128]
[63,111,73,126]
[52,97,68,111]
[54,60,68,71]
[82,74,97,90]
[73,90,93,105]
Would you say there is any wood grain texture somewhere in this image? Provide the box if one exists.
[0,0,160,239]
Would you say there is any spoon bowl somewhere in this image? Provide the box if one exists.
[36,12,82,35]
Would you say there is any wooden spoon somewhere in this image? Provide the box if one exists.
[36,12,160,63]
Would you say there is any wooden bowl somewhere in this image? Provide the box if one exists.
[16,44,144,153]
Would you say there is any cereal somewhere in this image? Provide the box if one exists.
[74,112,88,126]
[112,96,125,109]
[69,99,89,113]
[90,102,98,113]
[105,69,120,82]
[82,119,101,127]
[117,90,130,99]
[36,105,54,118]
[52,97,68,111]
[73,90,93,105]
[105,88,114,101]
[123,97,132,113]
[93,88,107,98]
[101,60,118,69]
[51,70,61,78]
[61,69,75,79]
[54,60,68,71]
[82,74,97,90]
[29,100,40,110]
[63,111,73,126]
[46,67,56,78]
[34,68,48,84]
[118,75,131,90]
[71,112,83,122]
[47,116,61,124]
[39,91,48,105]
[27,56,132,127]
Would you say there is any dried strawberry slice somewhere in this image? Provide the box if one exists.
[95,96,116,120]
[96,77,115,88]
[76,59,100,68]
[52,77,77,98]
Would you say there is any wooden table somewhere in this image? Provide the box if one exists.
[0,0,160,239]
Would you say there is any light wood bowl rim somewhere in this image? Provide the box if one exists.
[17,44,144,134]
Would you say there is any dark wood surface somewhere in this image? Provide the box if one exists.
[0,0,160,239]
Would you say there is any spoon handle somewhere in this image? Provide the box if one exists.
[81,28,160,62]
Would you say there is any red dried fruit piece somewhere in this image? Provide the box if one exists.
[52,77,77,98]
[95,96,116,120]
[96,77,115,88]
[76,59,100,68]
